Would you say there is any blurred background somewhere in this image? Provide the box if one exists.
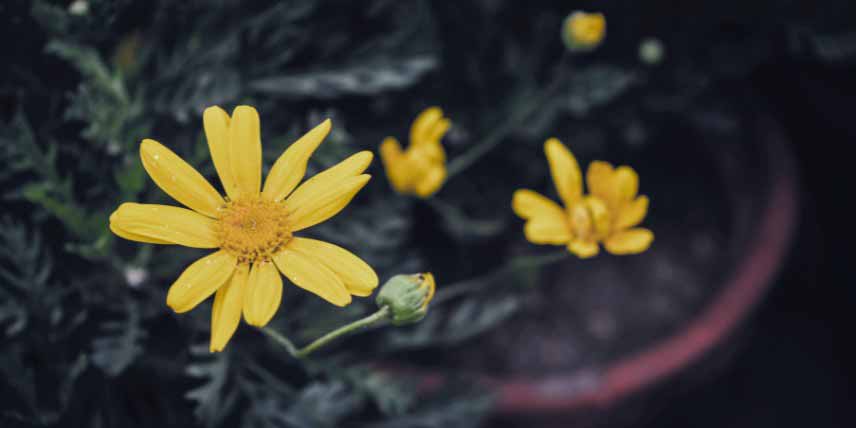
[1,1,855,427]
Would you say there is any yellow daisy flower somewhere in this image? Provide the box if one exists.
[586,161,654,255]
[379,107,450,198]
[109,105,379,352]
[512,138,653,258]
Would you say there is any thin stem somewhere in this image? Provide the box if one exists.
[260,325,299,356]
[296,306,390,358]
[433,249,569,304]
[262,306,391,359]
[445,52,570,179]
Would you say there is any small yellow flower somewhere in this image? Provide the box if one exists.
[379,107,450,198]
[109,106,379,352]
[586,161,654,255]
[512,138,653,258]
[562,11,606,52]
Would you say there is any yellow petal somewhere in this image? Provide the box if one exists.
[524,214,571,245]
[273,246,351,306]
[287,237,379,297]
[586,161,614,200]
[605,228,654,255]
[203,106,239,200]
[110,222,172,245]
[616,196,649,230]
[414,164,446,198]
[512,189,565,220]
[583,196,610,239]
[228,106,262,197]
[380,137,411,193]
[568,239,599,258]
[243,260,283,327]
[210,264,247,352]
[421,272,436,306]
[544,138,582,207]
[262,119,332,202]
[613,166,639,203]
[284,151,373,210]
[166,251,237,313]
[109,203,219,248]
[286,173,370,232]
[140,139,224,217]
[426,118,451,147]
[410,107,443,145]
[411,139,446,165]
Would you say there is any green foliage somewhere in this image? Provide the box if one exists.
[91,300,146,376]
[0,217,53,336]
[2,0,854,426]
[185,346,239,426]
[47,40,148,151]
[250,55,438,99]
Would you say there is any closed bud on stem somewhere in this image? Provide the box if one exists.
[375,273,436,325]
[562,11,606,52]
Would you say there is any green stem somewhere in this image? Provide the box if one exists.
[259,325,299,356]
[445,53,570,179]
[433,249,568,304]
[261,306,391,359]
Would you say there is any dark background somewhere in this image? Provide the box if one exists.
[2,1,856,427]
[642,62,856,428]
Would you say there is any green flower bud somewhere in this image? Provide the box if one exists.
[561,11,606,52]
[375,273,436,326]
[639,37,665,65]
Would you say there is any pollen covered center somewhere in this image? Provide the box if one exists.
[216,197,291,264]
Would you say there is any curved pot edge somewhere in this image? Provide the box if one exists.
[489,116,800,413]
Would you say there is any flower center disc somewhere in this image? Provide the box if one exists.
[569,205,594,239]
[216,197,291,264]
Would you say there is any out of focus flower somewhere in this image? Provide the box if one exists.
[512,138,653,258]
[124,266,148,288]
[110,105,378,352]
[586,161,654,255]
[379,107,450,198]
[639,37,665,65]
[562,11,606,52]
[375,273,436,325]
[68,0,89,16]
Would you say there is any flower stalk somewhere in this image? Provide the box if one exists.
[445,52,569,179]
[262,306,391,359]
[262,273,435,359]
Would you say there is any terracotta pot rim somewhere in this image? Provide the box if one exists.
[405,117,799,414]
[497,118,798,412]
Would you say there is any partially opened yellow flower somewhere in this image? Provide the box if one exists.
[379,107,450,198]
[109,105,379,352]
[562,11,606,52]
[512,138,653,258]
[586,161,654,255]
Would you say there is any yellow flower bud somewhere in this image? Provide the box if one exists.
[379,108,450,198]
[375,273,436,325]
[562,11,606,52]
